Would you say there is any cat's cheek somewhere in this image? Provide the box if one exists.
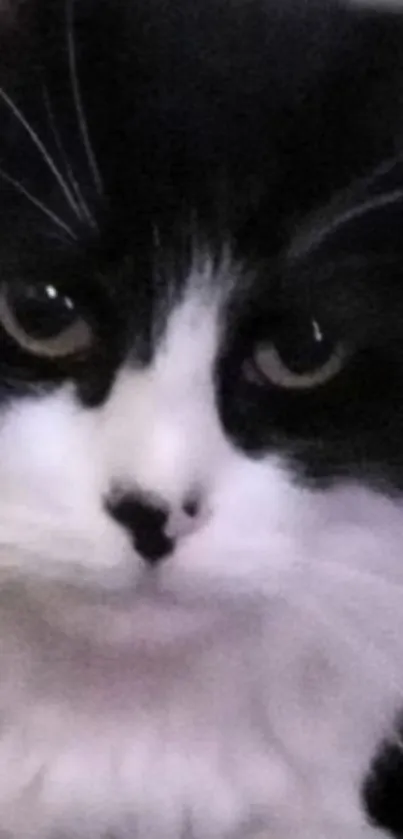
[165,455,307,597]
[0,387,103,504]
[0,387,138,587]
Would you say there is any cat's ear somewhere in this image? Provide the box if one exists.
[289,155,403,261]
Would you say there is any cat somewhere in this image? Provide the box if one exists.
[0,0,403,836]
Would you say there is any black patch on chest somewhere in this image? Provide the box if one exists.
[363,728,403,837]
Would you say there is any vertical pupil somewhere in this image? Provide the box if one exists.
[11,284,75,340]
[275,319,333,373]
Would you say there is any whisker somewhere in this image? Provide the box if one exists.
[292,185,403,260]
[0,166,76,239]
[318,187,403,245]
[42,84,97,231]
[0,86,82,220]
[66,0,104,197]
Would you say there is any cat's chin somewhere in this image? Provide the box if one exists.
[7,571,230,650]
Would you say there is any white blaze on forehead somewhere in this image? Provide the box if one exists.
[102,282,232,505]
[155,288,220,387]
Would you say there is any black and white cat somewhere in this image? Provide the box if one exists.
[1,0,403,836]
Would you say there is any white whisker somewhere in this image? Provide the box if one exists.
[0,166,76,239]
[0,86,83,220]
[66,0,104,197]
[319,188,403,245]
[42,84,98,231]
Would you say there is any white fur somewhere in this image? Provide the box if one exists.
[0,263,400,837]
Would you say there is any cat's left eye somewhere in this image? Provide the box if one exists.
[0,282,93,360]
[247,319,348,391]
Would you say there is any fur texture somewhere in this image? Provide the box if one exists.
[0,1,402,836]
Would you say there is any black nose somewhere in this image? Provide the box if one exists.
[107,494,173,564]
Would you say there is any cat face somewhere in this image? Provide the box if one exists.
[0,0,403,628]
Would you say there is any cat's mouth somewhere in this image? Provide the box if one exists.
[15,570,225,648]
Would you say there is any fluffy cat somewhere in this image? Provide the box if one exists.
[0,0,403,836]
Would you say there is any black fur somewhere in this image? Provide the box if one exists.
[2,2,403,833]
[364,723,403,838]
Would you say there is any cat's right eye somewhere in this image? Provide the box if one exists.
[0,281,94,360]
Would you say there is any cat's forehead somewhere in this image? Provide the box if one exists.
[2,0,403,245]
[1,0,403,369]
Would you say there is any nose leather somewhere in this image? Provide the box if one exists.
[108,495,173,564]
